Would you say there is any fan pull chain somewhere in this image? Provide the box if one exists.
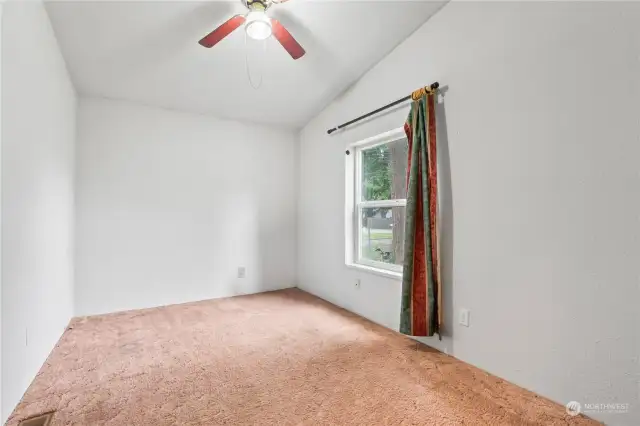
[244,31,267,90]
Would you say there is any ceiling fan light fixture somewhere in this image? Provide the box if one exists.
[245,11,272,40]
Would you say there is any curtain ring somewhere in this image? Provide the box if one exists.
[411,87,427,100]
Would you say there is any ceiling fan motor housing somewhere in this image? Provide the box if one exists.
[246,0,271,12]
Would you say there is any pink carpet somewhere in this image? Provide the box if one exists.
[7,289,598,425]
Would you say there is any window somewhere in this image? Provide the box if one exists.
[347,129,408,275]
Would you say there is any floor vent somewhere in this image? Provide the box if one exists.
[19,412,54,426]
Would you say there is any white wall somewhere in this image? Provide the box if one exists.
[298,2,639,425]
[1,1,77,421]
[75,98,297,316]
[0,1,4,416]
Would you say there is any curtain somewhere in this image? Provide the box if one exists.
[400,88,442,338]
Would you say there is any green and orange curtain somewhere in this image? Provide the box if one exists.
[400,87,442,338]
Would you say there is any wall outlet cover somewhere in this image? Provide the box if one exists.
[459,309,470,327]
[237,267,246,279]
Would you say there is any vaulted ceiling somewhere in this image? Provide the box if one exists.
[46,1,446,128]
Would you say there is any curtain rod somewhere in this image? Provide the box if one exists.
[326,82,440,135]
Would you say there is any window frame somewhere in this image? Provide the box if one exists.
[346,127,407,277]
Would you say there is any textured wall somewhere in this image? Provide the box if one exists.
[1,1,77,421]
[297,2,640,425]
[75,97,298,316]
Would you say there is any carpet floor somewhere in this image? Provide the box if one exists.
[7,288,598,425]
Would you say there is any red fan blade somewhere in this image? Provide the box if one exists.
[199,15,246,48]
[271,19,305,60]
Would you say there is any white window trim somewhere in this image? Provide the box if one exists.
[345,127,406,279]
[346,262,402,280]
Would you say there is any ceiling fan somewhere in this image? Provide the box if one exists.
[198,0,305,60]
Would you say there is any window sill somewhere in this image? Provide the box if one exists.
[346,263,403,280]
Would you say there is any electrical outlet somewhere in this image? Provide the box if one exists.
[237,267,246,279]
[459,309,470,327]
[355,278,361,288]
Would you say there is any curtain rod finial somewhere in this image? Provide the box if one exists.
[327,127,337,135]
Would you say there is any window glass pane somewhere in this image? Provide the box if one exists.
[361,138,408,201]
[360,206,406,266]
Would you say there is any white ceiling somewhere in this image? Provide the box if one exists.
[46,1,446,128]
